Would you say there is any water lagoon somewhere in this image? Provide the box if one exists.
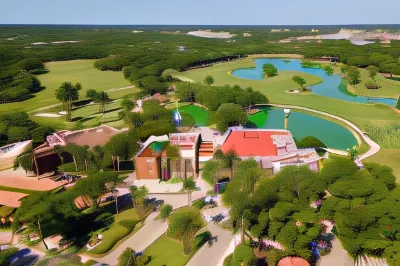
[247,107,358,151]
[232,58,396,106]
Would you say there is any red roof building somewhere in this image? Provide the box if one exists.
[278,256,310,266]
[220,129,321,173]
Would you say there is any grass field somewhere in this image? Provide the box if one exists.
[88,208,140,255]
[0,60,133,113]
[179,105,210,126]
[171,58,400,128]
[31,101,125,130]
[170,57,400,179]
[349,68,400,99]
[365,149,400,182]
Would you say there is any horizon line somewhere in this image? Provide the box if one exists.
[1,23,400,26]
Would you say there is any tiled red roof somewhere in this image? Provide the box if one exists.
[221,131,289,157]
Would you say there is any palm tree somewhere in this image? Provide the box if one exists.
[95,91,110,114]
[55,82,81,122]
[183,178,197,206]
[130,185,149,224]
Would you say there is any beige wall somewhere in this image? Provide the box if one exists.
[0,141,32,171]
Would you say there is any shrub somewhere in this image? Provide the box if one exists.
[95,212,114,227]
[0,247,19,266]
[118,219,139,230]
[192,198,206,210]
[223,254,233,266]
[31,126,54,144]
[232,244,256,266]
[7,126,30,142]
[58,162,78,172]
[117,247,137,266]
[297,136,327,149]
[159,204,173,219]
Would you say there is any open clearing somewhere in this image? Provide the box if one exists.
[349,68,400,99]
[0,60,132,113]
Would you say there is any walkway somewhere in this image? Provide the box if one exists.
[265,104,381,161]
[186,223,234,266]
[318,238,353,266]
[81,212,167,265]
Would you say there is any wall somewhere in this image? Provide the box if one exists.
[134,157,161,180]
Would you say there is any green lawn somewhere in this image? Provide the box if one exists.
[0,60,132,113]
[179,104,210,126]
[31,101,125,130]
[169,57,400,180]
[88,208,140,255]
[365,149,400,182]
[170,58,400,129]
[350,68,400,99]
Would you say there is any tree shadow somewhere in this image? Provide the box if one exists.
[93,107,122,115]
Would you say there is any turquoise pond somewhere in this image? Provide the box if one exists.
[231,58,396,106]
[247,107,358,150]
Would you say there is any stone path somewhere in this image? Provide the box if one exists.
[0,231,13,245]
[186,223,234,266]
[81,212,167,265]
[266,104,381,161]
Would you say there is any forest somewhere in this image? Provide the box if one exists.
[1,26,400,102]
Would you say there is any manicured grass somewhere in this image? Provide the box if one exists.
[0,185,47,195]
[88,208,140,255]
[172,58,400,130]
[0,60,132,113]
[365,149,400,182]
[30,101,126,130]
[144,231,210,266]
[179,105,209,126]
[350,68,400,99]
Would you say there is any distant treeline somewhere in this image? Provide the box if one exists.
[2,27,400,102]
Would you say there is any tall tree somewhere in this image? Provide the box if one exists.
[204,75,215,86]
[94,91,110,114]
[103,132,138,171]
[346,66,361,85]
[215,103,248,132]
[117,247,138,266]
[130,185,150,224]
[55,82,81,122]
[74,172,117,210]
[223,150,240,180]
[167,207,205,255]
[120,98,135,111]
[366,65,379,80]
[183,178,197,206]
[292,76,307,91]
[262,64,278,77]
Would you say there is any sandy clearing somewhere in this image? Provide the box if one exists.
[34,113,62,117]
[0,168,66,191]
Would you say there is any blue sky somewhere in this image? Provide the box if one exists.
[1,0,399,25]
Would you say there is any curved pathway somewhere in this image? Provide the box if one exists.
[80,212,167,266]
[264,104,381,161]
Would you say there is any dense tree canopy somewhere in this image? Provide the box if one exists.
[215,103,248,132]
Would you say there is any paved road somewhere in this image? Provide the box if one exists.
[186,223,234,266]
[265,104,381,161]
[81,212,167,266]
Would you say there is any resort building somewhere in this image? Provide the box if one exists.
[134,132,201,180]
[220,129,321,174]
[32,125,120,175]
[134,127,321,180]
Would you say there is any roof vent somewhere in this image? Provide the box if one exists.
[244,131,259,138]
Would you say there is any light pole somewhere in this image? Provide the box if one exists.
[284,109,291,130]
[112,188,119,214]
